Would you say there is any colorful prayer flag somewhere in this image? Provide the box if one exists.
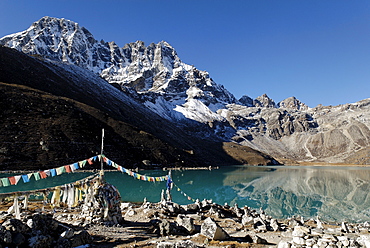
[39,171,47,179]
[33,172,41,181]
[14,175,22,185]
[22,174,30,183]
[56,167,63,175]
[64,165,71,173]
[1,178,10,187]
[8,176,16,185]
[74,162,80,170]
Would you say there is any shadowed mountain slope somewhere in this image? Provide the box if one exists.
[0,46,277,169]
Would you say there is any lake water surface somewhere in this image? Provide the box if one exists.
[1,165,370,223]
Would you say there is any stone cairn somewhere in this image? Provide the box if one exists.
[79,175,123,226]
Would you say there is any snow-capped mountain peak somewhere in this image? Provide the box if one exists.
[0,17,238,120]
[5,17,370,165]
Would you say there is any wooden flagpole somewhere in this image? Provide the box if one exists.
[100,128,105,173]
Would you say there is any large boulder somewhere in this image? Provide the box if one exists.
[200,217,229,241]
[176,214,196,234]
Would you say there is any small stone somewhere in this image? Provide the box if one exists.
[186,203,200,213]
[311,228,324,236]
[337,236,350,246]
[126,209,136,216]
[292,236,306,245]
[305,238,316,246]
[252,234,268,244]
[292,225,310,237]
[175,240,198,248]
[120,202,132,209]
[342,222,350,233]
[357,235,370,248]
[277,240,291,248]
[60,228,74,239]
[321,234,337,242]
[157,241,175,248]
[7,205,14,214]
[242,215,254,226]
[270,218,280,231]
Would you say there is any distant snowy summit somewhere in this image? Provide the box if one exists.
[2,16,370,165]
[0,17,303,110]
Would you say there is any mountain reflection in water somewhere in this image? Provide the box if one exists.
[220,166,370,223]
[1,166,370,223]
[166,166,370,223]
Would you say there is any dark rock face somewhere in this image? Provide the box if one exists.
[0,46,276,169]
[239,95,254,107]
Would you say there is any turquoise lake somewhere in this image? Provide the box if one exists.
[1,165,370,223]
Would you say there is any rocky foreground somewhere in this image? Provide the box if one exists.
[1,198,370,248]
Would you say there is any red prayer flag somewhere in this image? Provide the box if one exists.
[8,176,16,185]
[39,171,47,179]
[64,165,71,173]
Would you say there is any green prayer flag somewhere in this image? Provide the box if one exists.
[1,178,10,187]
[33,172,41,181]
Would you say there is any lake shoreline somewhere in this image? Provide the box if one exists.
[1,162,369,175]
[0,198,369,247]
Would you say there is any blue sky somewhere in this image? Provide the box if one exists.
[1,0,369,107]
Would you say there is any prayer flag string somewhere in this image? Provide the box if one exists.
[0,172,101,197]
[103,156,169,182]
[0,155,169,188]
[172,182,196,202]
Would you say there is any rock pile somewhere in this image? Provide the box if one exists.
[278,220,370,248]
[79,180,123,226]
[0,212,92,248]
[1,194,369,247]
[124,199,280,246]
[121,199,370,247]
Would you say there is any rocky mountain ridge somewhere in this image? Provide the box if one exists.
[1,16,369,165]
[0,45,277,169]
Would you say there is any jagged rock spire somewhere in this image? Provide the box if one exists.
[254,94,276,108]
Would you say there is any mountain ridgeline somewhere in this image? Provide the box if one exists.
[1,16,370,168]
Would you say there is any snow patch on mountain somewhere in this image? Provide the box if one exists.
[174,99,225,123]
